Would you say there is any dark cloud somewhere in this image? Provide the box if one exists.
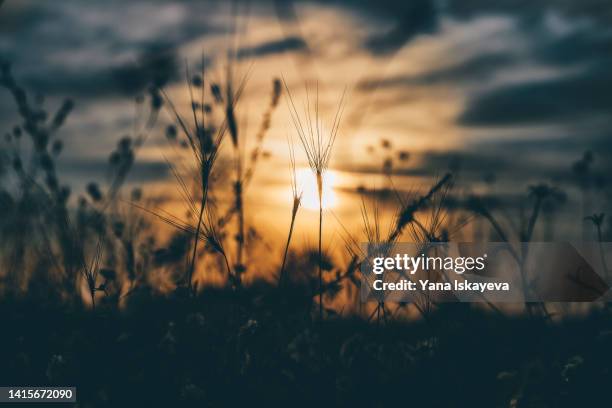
[110,48,179,94]
[58,159,170,183]
[358,52,514,90]
[19,47,180,98]
[237,36,307,59]
[282,0,612,56]
[475,130,612,162]
[0,1,221,98]
[351,0,612,55]
[346,149,579,185]
[0,1,54,34]
[445,0,612,28]
[273,0,438,55]
[535,28,612,67]
[451,10,612,128]
[361,0,437,54]
[458,64,612,126]
[416,151,511,175]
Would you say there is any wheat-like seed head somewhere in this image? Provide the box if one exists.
[282,78,346,202]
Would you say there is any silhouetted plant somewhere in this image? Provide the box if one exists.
[81,239,103,310]
[523,183,566,242]
[585,213,609,280]
[284,80,346,319]
[279,137,302,286]
[158,59,230,293]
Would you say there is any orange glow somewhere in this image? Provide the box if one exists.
[294,168,338,211]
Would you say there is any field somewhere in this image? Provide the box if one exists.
[1,1,612,406]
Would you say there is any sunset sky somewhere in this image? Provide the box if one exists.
[1,0,611,243]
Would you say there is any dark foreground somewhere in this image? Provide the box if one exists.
[1,287,611,408]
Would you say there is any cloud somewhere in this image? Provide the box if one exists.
[237,36,307,59]
[0,1,54,34]
[352,0,612,56]
[475,129,612,162]
[445,0,612,28]
[0,1,220,98]
[442,21,612,177]
[272,0,439,55]
[361,0,438,54]
[19,47,180,98]
[358,52,515,90]
[458,63,612,126]
[109,47,180,94]
[534,27,612,66]
[452,15,612,127]
[57,158,170,184]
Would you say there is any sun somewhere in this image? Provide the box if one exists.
[294,168,338,211]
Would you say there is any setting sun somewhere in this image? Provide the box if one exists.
[294,168,338,211]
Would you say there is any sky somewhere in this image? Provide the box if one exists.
[1,0,611,241]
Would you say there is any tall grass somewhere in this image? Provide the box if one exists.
[585,213,609,281]
[1,57,609,323]
[0,61,160,304]
[279,137,302,286]
[158,59,236,292]
[82,239,103,310]
[221,68,281,287]
[284,81,346,319]
[467,182,567,318]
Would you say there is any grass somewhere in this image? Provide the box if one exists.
[279,136,302,286]
[1,56,610,318]
[161,59,229,293]
[283,80,346,319]
[1,55,612,407]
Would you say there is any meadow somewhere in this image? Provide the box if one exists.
[1,57,611,407]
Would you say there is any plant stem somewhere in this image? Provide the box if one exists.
[279,210,298,286]
[237,183,244,279]
[188,188,207,293]
[234,160,244,288]
[316,170,324,320]
[318,201,323,320]
[524,197,542,242]
[222,252,233,284]
[91,288,96,311]
[596,224,609,280]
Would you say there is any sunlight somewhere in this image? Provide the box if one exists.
[295,168,338,211]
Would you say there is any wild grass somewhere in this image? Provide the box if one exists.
[283,80,346,319]
[81,239,103,310]
[337,174,456,323]
[0,61,159,304]
[160,60,229,293]
[221,71,282,287]
[1,29,611,408]
[279,136,302,286]
[585,213,609,280]
[0,58,610,323]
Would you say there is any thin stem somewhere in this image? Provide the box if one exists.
[481,211,521,264]
[279,210,298,286]
[524,198,542,242]
[187,190,207,293]
[222,251,233,283]
[91,288,96,311]
[596,224,609,280]
[318,201,323,320]
[236,179,244,282]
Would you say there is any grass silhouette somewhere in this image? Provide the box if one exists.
[283,80,346,319]
[1,56,611,408]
